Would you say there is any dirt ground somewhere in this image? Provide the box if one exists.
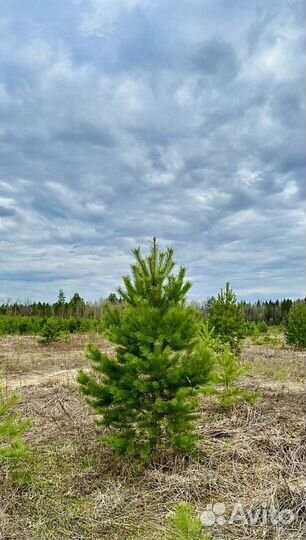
[0,335,305,540]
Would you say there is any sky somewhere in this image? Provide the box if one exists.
[0,0,305,303]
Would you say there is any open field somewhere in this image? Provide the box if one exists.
[0,335,305,540]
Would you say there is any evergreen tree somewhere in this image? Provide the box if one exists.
[200,321,222,354]
[285,301,306,349]
[78,239,214,458]
[202,344,259,408]
[55,289,66,317]
[0,378,31,479]
[106,292,122,304]
[68,292,85,317]
[39,318,60,345]
[208,283,246,354]
[57,288,66,305]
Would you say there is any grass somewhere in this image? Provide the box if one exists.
[242,341,305,383]
[0,333,115,379]
[249,325,285,347]
[0,335,305,539]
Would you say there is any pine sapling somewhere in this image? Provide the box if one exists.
[0,377,31,481]
[78,239,214,458]
[165,503,211,540]
[199,321,222,354]
[208,283,246,354]
[285,301,306,349]
[39,319,60,345]
[202,344,260,408]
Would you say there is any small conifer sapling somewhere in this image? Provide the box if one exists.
[202,344,259,408]
[0,377,31,480]
[78,239,214,458]
[165,502,212,540]
[208,283,246,354]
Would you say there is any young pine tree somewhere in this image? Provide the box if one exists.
[199,321,222,355]
[55,288,66,318]
[285,301,306,349]
[199,323,259,408]
[165,503,211,540]
[39,318,60,345]
[0,378,31,480]
[202,344,259,408]
[78,239,214,458]
[208,283,246,354]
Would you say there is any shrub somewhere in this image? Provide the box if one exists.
[257,321,268,334]
[165,503,211,540]
[0,377,31,481]
[66,318,82,333]
[58,330,71,343]
[0,316,46,336]
[78,239,214,458]
[244,321,257,337]
[0,315,100,337]
[208,283,246,354]
[285,301,306,349]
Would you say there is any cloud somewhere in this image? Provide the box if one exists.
[80,0,149,38]
[0,0,304,302]
[192,40,240,82]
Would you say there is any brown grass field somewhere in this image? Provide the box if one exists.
[0,334,305,539]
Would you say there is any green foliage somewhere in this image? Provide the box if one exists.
[68,292,86,317]
[0,315,100,337]
[207,283,246,354]
[202,344,259,408]
[246,320,269,338]
[0,377,31,481]
[106,292,122,304]
[165,503,211,540]
[257,321,268,334]
[78,239,214,457]
[199,321,222,353]
[249,324,285,347]
[244,321,258,337]
[208,283,245,347]
[58,330,71,343]
[200,311,258,407]
[57,289,66,305]
[245,320,271,344]
[0,316,44,336]
[285,301,306,349]
[39,319,61,345]
[240,298,293,325]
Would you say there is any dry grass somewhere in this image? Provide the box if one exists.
[0,335,305,539]
[0,333,115,375]
[242,343,305,384]
[0,333,115,390]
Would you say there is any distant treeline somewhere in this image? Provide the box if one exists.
[198,297,296,326]
[0,289,300,327]
[239,299,294,325]
[0,290,103,319]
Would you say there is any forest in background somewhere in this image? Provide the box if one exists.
[0,288,297,325]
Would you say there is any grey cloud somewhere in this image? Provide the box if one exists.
[0,0,304,302]
[54,124,115,148]
[0,205,15,217]
[192,40,240,82]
